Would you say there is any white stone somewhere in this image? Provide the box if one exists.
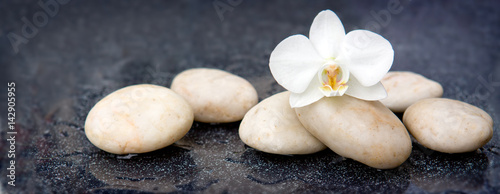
[403,98,493,153]
[171,68,258,123]
[85,84,194,154]
[380,71,443,112]
[239,92,326,155]
[296,95,412,169]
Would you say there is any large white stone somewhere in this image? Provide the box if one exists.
[296,95,412,169]
[403,98,493,153]
[380,71,443,112]
[85,84,194,154]
[171,68,258,123]
[239,92,326,155]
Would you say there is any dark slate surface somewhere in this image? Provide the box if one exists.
[1,0,499,193]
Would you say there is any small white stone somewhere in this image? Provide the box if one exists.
[403,98,493,153]
[85,84,194,154]
[296,95,412,169]
[239,92,326,155]
[380,71,443,112]
[171,68,258,123]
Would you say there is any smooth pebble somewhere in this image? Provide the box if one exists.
[239,92,326,155]
[296,95,412,169]
[380,71,443,112]
[171,68,258,123]
[403,98,493,153]
[85,84,194,154]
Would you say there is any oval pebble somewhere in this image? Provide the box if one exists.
[239,92,326,155]
[380,71,443,112]
[403,98,493,153]
[296,95,412,169]
[85,84,194,154]
[171,68,258,123]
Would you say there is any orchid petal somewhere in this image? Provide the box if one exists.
[345,75,387,100]
[289,74,324,108]
[309,10,346,59]
[270,35,324,93]
[342,30,394,87]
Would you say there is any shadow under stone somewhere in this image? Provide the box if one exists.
[87,146,196,193]
[408,146,489,193]
[238,148,410,193]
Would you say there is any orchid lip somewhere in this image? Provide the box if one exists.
[318,62,349,97]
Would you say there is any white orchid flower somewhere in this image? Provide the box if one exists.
[269,10,394,108]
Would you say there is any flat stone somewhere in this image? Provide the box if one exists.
[171,68,258,123]
[85,84,194,154]
[403,98,493,153]
[380,71,443,112]
[296,95,412,169]
[239,92,326,155]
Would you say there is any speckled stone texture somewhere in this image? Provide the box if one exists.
[0,0,499,193]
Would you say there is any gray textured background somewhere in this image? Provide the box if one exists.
[1,0,499,193]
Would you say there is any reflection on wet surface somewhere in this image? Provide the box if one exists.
[30,113,495,193]
[1,57,494,193]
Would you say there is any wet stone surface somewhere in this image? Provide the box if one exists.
[1,0,499,193]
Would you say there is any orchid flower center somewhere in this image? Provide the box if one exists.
[318,62,349,97]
